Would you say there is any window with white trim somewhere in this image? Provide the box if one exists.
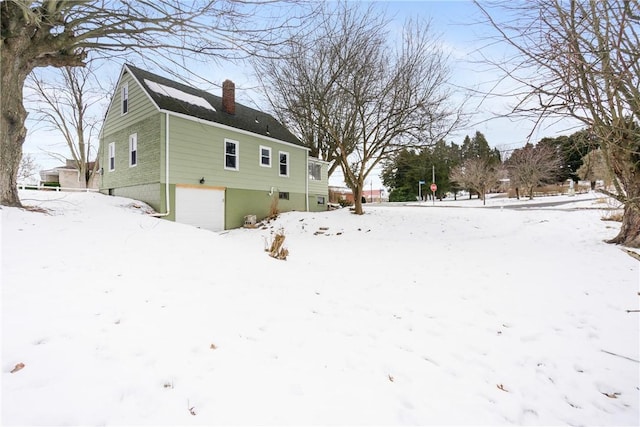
[308,161,321,180]
[225,139,239,170]
[279,151,289,177]
[259,145,271,167]
[129,133,138,167]
[317,196,325,205]
[108,142,115,171]
[121,83,129,115]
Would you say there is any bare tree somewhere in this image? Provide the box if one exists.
[27,65,102,187]
[506,143,561,199]
[450,158,500,205]
[17,153,39,184]
[1,0,315,207]
[475,0,640,247]
[254,2,464,214]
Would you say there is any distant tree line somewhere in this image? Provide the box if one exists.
[382,129,603,204]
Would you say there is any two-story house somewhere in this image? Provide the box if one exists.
[98,64,328,231]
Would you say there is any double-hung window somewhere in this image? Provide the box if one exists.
[121,83,129,115]
[308,162,321,180]
[259,145,271,167]
[225,139,239,170]
[108,142,116,171]
[129,133,138,167]
[279,151,289,177]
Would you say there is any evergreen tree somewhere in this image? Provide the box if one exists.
[461,131,499,164]
[382,140,463,201]
[538,130,598,182]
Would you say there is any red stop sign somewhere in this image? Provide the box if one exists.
[430,183,437,192]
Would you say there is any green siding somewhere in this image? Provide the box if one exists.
[308,160,328,212]
[98,66,328,230]
[106,183,162,211]
[101,71,158,136]
[225,188,305,229]
[167,115,306,194]
[165,114,311,227]
[100,114,162,189]
[308,194,328,212]
[308,163,328,194]
[99,68,163,200]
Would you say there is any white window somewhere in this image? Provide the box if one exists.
[129,133,138,167]
[259,145,271,167]
[108,142,115,171]
[308,162,321,180]
[225,139,239,170]
[279,151,289,177]
[121,83,129,115]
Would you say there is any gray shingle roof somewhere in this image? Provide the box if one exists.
[125,64,303,147]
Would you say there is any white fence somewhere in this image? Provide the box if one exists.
[17,183,99,193]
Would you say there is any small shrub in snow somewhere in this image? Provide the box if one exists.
[599,197,623,222]
[10,363,25,373]
[266,228,288,260]
[269,194,279,219]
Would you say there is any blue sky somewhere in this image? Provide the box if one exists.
[23,1,579,187]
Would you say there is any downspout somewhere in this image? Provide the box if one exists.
[150,112,171,217]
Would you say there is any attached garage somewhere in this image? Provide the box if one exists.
[175,185,225,231]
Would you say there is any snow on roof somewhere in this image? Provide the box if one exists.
[144,79,216,112]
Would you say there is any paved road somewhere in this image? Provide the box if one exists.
[368,195,602,211]
[485,196,600,210]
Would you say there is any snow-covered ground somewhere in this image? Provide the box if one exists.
[2,190,638,426]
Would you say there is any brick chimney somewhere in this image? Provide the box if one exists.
[222,79,235,115]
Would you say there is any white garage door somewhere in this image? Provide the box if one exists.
[175,185,225,231]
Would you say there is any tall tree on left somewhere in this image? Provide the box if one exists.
[0,0,314,207]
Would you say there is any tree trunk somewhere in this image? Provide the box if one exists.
[79,162,89,189]
[1,50,29,207]
[352,185,364,215]
[607,167,640,248]
[608,204,640,248]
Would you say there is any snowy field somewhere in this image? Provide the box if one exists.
[2,190,638,426]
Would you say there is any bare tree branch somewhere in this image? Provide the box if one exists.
[474,0,640,247]
[254,1,466,214]
[1,0,318,207]
[26,63,103,187]
[450,158,500,205]
[505,143,562,199]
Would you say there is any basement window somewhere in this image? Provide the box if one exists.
[279,192,289,200]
